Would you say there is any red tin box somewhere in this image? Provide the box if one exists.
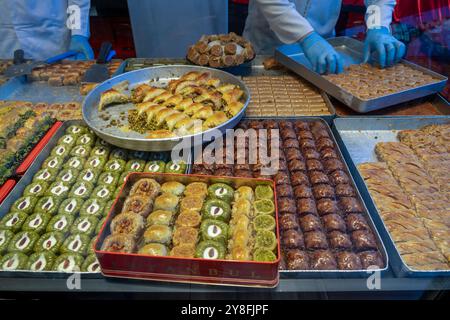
[0,179,16,205]
[95,173,280,288]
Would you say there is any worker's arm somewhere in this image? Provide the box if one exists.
[254,0,314,44]
[68,0,94,60]
[363,0,406,67]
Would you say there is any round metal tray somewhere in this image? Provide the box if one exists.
[82,65,250,151]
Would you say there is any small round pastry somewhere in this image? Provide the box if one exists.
[175,211,202,229]
[299,139,316,150]
[285,148,303,162]
[79,168,100,185]
[309,171,330,185]
[90,145,111,158]
[0,229,13,253]
[60,233,90,256]
[82,254,101,272]
[147,210,175,226]
[142,224,173,245]
[122,194,153,218]
[306,159,324,172]
[195,240,226,260]
[288,159,306,173]
[280,129,297,140]
[312,184,335,199]
[59,198,84,217]
[202,198,231,222]
[70,145,91,158]
[346,214,369,232]
[70,216,99,237]
[254,230,277,251]
[170,243,196,258]
[303,149,321,160]
[129,178,161,199]
[23,181,48,198]
[298,130,314,140]
[100,233,136,253]
[254,199,275,216]
[69,181,95,200]
[336,251,363,270]
[290,172,310,187]
[254,185,273,200]
[322,214,346,233]
[339,197,363,213]
[200,219,229,244]
[304,231,328,250]
[27,251,56,271]
[0,211,28,233]
[184,182,208,198]
[253,214,276,232]
[22,212,51,235]
[97,172,120,189]
[33,168,58,184]
[351,230,377,252]
[104,159,126,173]
[164,161,187,174]
[208,183,235,203]
[273,172,290,186]
[198,54,210,66]
[335,184,356,197]
[358,250,384,269]
[138,243,168,256]
[180,196,204,212]
[56,168,79,186]
[154,193,179,212]
[0,252,29,271]
[328,231,352,250]
[299,214,322,233]
[173,227,198,246]
[52,253,84,272]
[293,185,313,199]
[110,212,145,238]
[34,196,62,216]
[286,249,310,270]
[50,144,71,159]
[323,159,345,173]
[253,248,277,262]
[42,155,64,171]
[84,156,107,171]
[316,138,334,152]
[144,160,166,173]
[11,196,37,214]
[58,134,77,147]
[66,124,87,136]
[277,197,296,215]
[63,156,85,170]
[160,181,186,196]
[109,148,129,161]
[309,250,337,270]
[8,231,40,254]
[296,198,317,216]
[316,198,338,216]
[46,214,74,234]
[320,148,338,159]
[282,229,304,249]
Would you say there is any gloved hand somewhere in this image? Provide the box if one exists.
[363,27,406,68]
[300,32,344,74]
[69,35,94,60]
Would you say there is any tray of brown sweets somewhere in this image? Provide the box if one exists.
[191,118,388,276]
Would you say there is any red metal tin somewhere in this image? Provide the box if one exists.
[95,172,280,288]
[16,121,64,175]
[0,179,16,205]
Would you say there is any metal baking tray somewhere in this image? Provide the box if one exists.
[0,120,190,278]
[82,65,250,152]
[187,117,389,278]
[95,172,280,288]
[0,60,127,103]
[332,116,450,277]
[274,37,448,113]
[334,94,450,117]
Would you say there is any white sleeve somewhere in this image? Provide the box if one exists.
[365,0,396,30]
[68,0,91,37]
[254,0,314,44]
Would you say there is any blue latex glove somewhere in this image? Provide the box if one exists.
[300,32,344,74]
[363,27,406,68]
[69,35,94,60]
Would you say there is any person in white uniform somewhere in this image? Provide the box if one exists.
[0,0,94,60]
[244,0,406,74]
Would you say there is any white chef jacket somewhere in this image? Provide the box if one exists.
[0,0,90,60]
[243,0,396,54]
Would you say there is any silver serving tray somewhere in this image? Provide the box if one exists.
[82,65,250,152]
[275,37,448,113]
[332,116,450,277]
[0,120,190,278]
[188,117,389,278]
